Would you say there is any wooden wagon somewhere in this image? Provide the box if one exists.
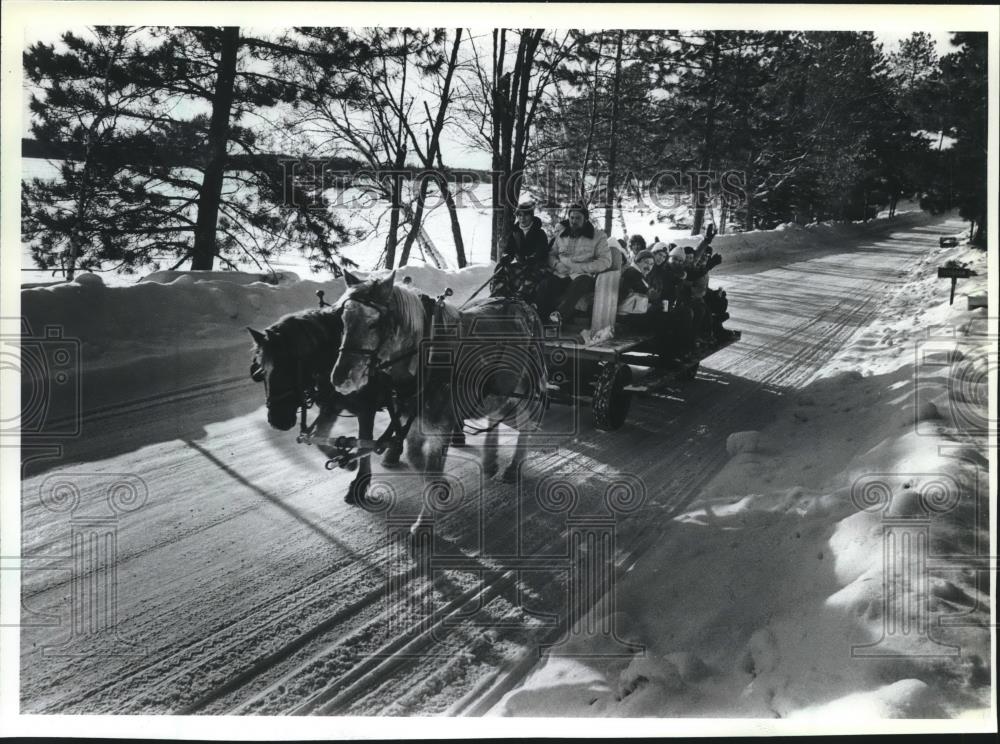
[543,247,740,430]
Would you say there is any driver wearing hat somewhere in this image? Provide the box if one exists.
[491,198,550,303]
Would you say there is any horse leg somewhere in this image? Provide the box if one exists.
[347,406,374,506]
[381,401,406,467]
[482,416,500,479]
[405,419,426,473]
[502,428,530,484]
[312,403,342,461]
[502,393,541,484]
[411,423,451,536]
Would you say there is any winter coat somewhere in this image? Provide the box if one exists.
[549,220,612,278]
[682,231,720,301]
[491,216,550,301]
[504,216,549,266]
[619,265,648,298]
[660,264,687,307]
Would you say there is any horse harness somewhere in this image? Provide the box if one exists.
[271,291,536,470]
[292,291,451,469]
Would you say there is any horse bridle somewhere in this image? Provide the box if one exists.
[250,330,326,438]
[336,297,394,373]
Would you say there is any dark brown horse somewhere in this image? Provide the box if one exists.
[331,272,548,529]
[247,306,401,505]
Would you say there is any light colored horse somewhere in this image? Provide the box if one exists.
[331,272,548,530]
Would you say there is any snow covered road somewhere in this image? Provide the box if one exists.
[18,215,991,718]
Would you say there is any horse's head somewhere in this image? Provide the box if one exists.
[248,309,343,431]
[331,270,397,394]
[248,326,303,431]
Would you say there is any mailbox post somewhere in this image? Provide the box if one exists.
[937,263,977,305]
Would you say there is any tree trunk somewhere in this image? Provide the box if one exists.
[383,38,410,270]
[691,34,719,237]
[603,31,624,236]
[398,29,462,266]
[971,215,985,246]
[579,33,604,203]
[383,173,403,269]
[490,30,504,262]
[438,176,467,267]
[399,176,431,266]
[191,26,239,271]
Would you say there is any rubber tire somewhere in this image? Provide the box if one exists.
[592,361,633,431]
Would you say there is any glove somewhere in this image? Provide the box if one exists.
[706,253,722,270]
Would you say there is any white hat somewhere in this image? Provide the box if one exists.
[650,241,668,253]
[668,244,686,260]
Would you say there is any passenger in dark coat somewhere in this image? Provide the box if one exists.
[490,200,550,305]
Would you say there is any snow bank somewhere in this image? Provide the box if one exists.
[19,263,495,419]
[494,238,991,720]
[662,209,935,267]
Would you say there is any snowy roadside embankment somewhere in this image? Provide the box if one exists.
[16,209,952,421]
[667,208,935,266]
[494,241,992,720]
[18,263,495,419]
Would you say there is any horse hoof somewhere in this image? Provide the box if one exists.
[483,460,499,479]
[382,449,403,468]
[345,478,370,507]
[501,464,519,484]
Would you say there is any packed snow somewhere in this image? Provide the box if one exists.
[15,209,994,724]
[493,239,992,720]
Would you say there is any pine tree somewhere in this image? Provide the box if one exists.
[923,33,987,244]
[22,26,356,278]
[21,28,183,278]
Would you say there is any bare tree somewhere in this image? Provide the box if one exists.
[394,29,464,267]
[456,29,579,260]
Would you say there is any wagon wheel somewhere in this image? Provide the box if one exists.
[679,358,700,380]
[592,361,632,431]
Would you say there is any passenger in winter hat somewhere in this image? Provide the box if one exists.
[491,198,549,304]
[633,249,654,265]
[650,242,669,267]
[619,249,655,307]
[679,224,719,342]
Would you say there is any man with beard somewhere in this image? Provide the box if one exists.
[538,202,612,324]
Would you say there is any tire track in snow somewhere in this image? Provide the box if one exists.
[19,218,955,715]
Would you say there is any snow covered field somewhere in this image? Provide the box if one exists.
[12,211,995,729]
